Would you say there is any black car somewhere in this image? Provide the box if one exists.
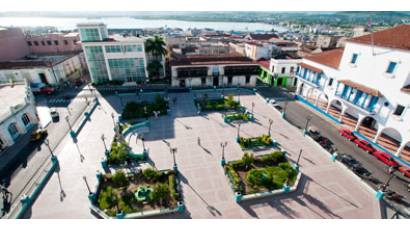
[337,153,361,168]
[307,127,321,141]
[351,165,371,178]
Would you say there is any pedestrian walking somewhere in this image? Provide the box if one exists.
[197,137,201,146]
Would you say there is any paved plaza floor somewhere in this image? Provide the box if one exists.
[29,90,381,219]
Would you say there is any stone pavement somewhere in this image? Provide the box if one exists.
[28,90,381,219]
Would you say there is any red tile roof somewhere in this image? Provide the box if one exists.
[348,24,410,50]
[299,63,323,73]
[170,55,256,66]
[258,60,270,70]
[247,33,278,41]
[304,48,344,69]
[339,79,381,97]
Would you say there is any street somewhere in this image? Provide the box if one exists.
[257,86,410,203]
[0,85,93,218]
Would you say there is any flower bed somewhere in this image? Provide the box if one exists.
[196,94,241,111]
[238,135,274,149]
[224,152,299,196]
[122,94,168,120]
[93,168,181,218]
[224,112,253,123]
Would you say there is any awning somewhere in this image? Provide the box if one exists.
[299,63,323,73]
[339,79,382,97]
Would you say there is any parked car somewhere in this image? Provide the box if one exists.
[373,151,399,168]
[354,139,376,154]
[339,129,357,141]
[50,108,60,122]
[39,86,55,95]
[318,136,337,153]
[31,83,55,95]
[398,166,410,178]
[351,165,371,178]
[307,127,321,141]
[337,153,361,168]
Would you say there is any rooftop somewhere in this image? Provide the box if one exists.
[348,24,410,50]
[304,48,344,69]
[0,55,73,70]
[247,33,278,41]
[77,22,106,27]
[170,54,256,66]
[0,84,27,121]
[258,60,270,70]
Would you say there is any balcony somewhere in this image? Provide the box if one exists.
[335,80,381,114]
[296,71,321,88]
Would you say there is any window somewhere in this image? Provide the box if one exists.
[393,104,405,116]
[386,61,397,74]
[73,40,77,45]
[290,67,295,73]
[201,78,206,85]
[27,41,32,46]
[245,75,251,84]
[228,76,233,84]
[64,40,68,45]
[281,67,286,74]
[41,41,45,46]
[8,123,19,139]
[328,78,334,86]
[350,53,358,64]
[47,40,52,45]
[271,66,275,72]
[79,28,100,42]
[54,40,59,45]
[21,113,30,126]
[34,41,39,46]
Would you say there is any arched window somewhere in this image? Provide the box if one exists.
[22,113,31,126]
[8,123,19,139]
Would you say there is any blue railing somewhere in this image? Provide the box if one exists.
[295,95,341,124]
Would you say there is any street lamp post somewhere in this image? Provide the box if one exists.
[170,147,178,172]
[236,123,241,142]
[220,142,227,166]
[65,116,76,138]
[303,115,312,136]
[111,112,116,127]
[268,119,273,136]
[281,101,289,118]
[141,135,147,154]
[101,134,108,156]
[237,84,241,104]
[295,149,303,171]
[251,102,255,115]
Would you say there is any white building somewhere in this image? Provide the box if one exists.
[295,24,410,165]
[78,23,148,84]
[0,82,37,151]
[0,54,86,86]
[170,55,259,88]
[258,53,301,88]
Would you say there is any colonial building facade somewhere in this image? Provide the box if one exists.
[295,24,410,165]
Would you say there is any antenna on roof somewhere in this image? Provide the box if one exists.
[368,18,375,56]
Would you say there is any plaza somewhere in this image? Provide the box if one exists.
[27,88,381,219]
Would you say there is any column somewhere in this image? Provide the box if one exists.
[339,106,347,122]
[354,114,366,131]
[373,127,384,142]
[396,142,407,157]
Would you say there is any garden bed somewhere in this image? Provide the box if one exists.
[238,135,276,149]
[196,94,241,112]
[92,168,182,218]
[121,94,168,120]
[224,112,254,123]
[224,151,300,200]
[104,137,147,169]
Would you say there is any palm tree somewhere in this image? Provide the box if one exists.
[242,152,255,170]
[145,36,167,80]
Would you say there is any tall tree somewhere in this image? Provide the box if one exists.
[145,36,167,79]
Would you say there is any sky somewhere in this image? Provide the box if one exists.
[0,0,406,12]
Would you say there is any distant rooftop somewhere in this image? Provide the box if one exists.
[348,24,410,51]
[0,84,27,121]
[0,54,74,70]
[170,54,256,66]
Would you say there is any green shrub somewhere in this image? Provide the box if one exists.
[98,186,117,210]
[266,167,289,189]
[242,152,255,170]
[168,174,178,200]
[111,171,129,187]
[260,135,273,145]
[108,141,129,165]
[246,168,272,188]
[261,151,286,165]
[118,192,134,213]
[149,183,170,205]
[225,165,244,193]
[142,168,161,182]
